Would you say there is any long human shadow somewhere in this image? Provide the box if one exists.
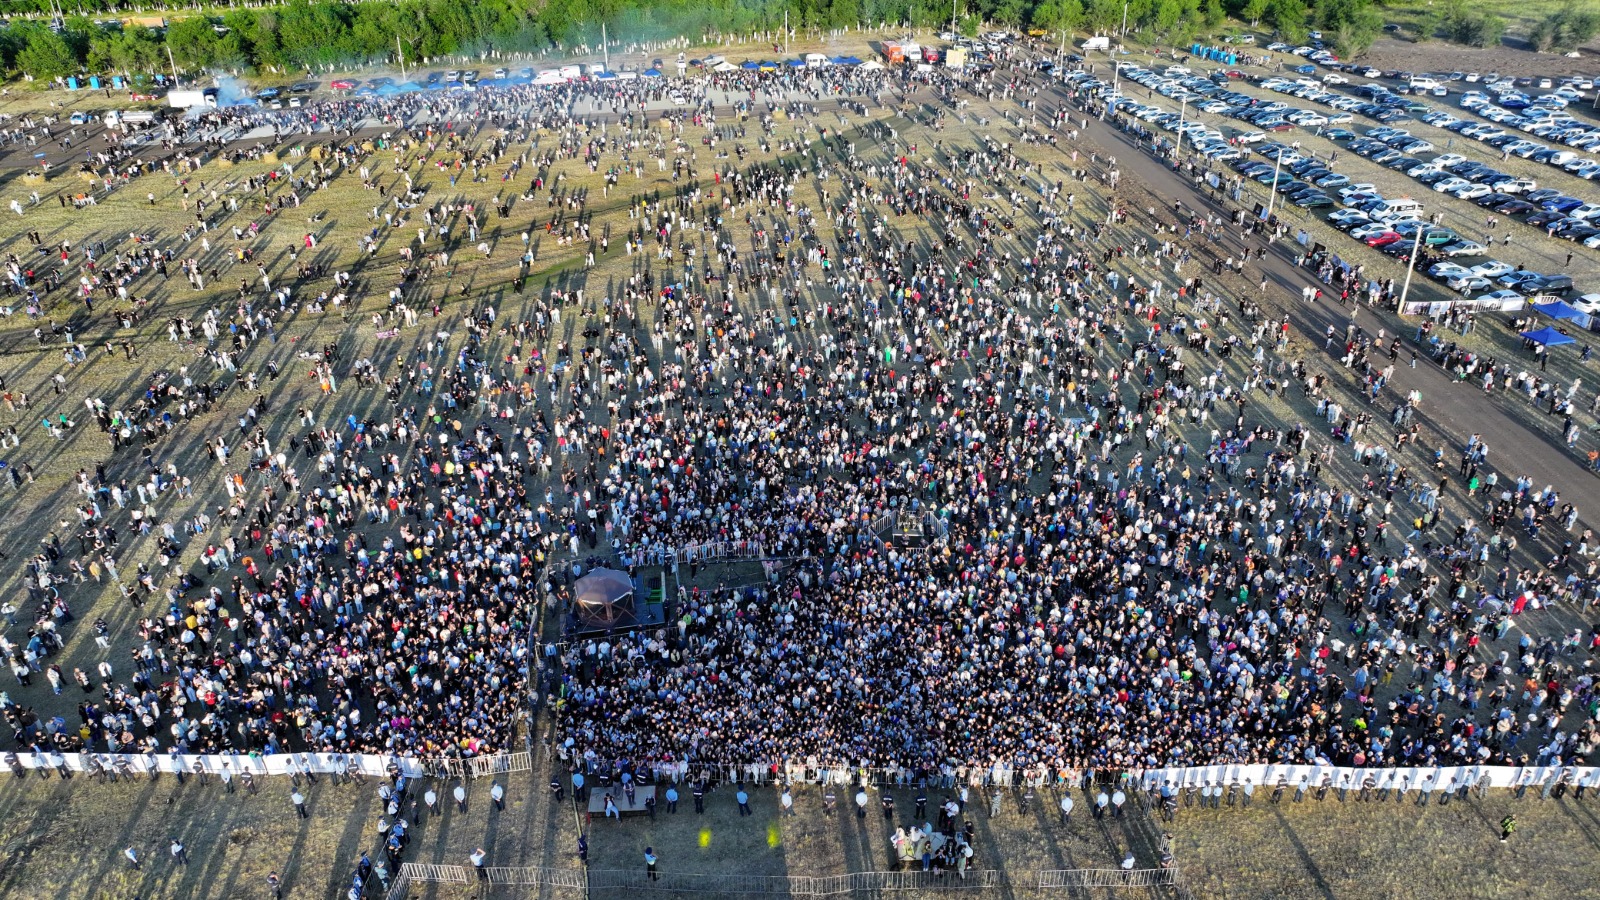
[1266,804,1340,900]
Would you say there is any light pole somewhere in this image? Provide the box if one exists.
[1175,95,1188,157]
[1395,224,1426,314]
[1262,150,1284,223]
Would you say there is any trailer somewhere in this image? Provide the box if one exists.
[105,110,159,127]
[167,88,218,109]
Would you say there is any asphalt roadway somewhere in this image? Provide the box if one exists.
[1071,105,1600,515]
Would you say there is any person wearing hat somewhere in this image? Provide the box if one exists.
[644,846,659,880]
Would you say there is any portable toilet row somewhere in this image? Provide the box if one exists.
[1188,44,1238,64]
[64,75,110,91]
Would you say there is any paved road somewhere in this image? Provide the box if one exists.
[1073,108,1600,514]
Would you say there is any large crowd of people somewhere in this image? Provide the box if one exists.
[1,41,1597,801]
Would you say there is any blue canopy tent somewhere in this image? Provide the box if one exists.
[837,56,863,65]
[1534,300,1583,320]
[1521,327,1577,346]
[643,68,663,77]
[787,59,806,67]
[741,61,762,69]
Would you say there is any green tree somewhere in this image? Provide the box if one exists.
[1241,0,1268,26]
[1032,0,1084,39]
[1413,5,1445,42]
[166,16,222,70]
[1266,0,1307,43]
[17,28,78,78]
[994,0,1029,27]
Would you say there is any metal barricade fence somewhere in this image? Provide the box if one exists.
[469,752,534,779]
[482,866,588,888]
[404,866,1002,895]
[397,863,472,884]
[1036,868,1178,889]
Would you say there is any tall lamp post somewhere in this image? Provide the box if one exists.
[1395,224,1426,314]
[1262,150,1284,223]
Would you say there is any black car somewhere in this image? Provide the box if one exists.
[1473,192,1514,208]
[1495,199,1536,215]
[288,81,318,93]
[1526,210,1567,227]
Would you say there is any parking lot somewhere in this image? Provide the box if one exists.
[1071,54,1597,319]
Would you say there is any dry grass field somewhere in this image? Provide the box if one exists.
[0,27,1597,900]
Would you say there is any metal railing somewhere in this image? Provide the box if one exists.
[1037,868,1179,889]
[468,752,535,779]
[398,864,1003,894]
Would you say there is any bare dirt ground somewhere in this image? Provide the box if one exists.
[1353,36,1600,79]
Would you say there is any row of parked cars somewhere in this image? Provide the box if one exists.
[1273,55,1600,183]
[1234,142,1583,299]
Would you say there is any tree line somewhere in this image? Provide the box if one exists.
[0,0,1552,82]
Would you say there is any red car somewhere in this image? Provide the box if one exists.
[330,79,356,90]
[1364,232,1403,247]
[1223,69,1247,78]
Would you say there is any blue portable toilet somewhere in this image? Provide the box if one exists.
[66,76,79,90]
[1226,53,1237,64]
[89,75,101,90]
[111,75,125,89]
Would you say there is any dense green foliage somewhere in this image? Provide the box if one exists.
[1525,3,1600,52]
[0,0,1472,79]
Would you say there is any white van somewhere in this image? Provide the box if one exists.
[1408,77,1440,91]
[1371,197,1424,218]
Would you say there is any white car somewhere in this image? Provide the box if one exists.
[1235,130,1267,144]
[1452,183,1491,200]
[1322,73,1348,85]
[1441,240,1488,257]
[1448,275,1492,293]
[1433,177,1472,193]
[1470,261,1515,278]
[1584,234,1600,249]
[1432,153,1467,168]
[1328,209,1372,226]
[1350,223,1394,239]
[1476,289,1526,303]
[1429,262,1473,279]
[668,93,687,105]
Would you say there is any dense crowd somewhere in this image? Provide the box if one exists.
[1,48,1598,794]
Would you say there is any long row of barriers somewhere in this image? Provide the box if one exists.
[386,863,1172,896]
[1,748,536,782]
[10,747,1594,798]
[550,758,1600,795]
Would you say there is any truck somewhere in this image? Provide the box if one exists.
[882,41,907,64]
[1082,35,1111,51]
[945,47,968,68]
[167,88,218,109]
[105,110,159,128]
